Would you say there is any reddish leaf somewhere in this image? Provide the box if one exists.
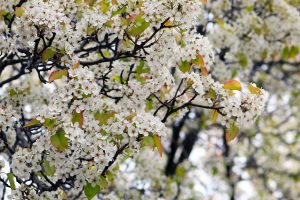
[49,70,68,82]
[225,123,239,143]
[201,66,209,76]
[223,80,242,91]
[192,54,208,76]
[72,61,80,70]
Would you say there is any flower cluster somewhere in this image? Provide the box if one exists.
[208,0,300,85]
[180,73,266,129]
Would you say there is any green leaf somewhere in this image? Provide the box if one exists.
[176,166,186,177]
[112,75,124,84]
[72,111,84,128]
[100,176,108,189]
[23,118,40,128]
[200,114,208,129]
[7,173,15,190]
[99,50,112,58]
[231,68,237,78]
[44,118,57,131]
[226,123,239,143]
[42,160,56,176]
[106,171,114,181]
[179,60,191,73]
[135,74,145,83]
[212,167,219,175]
[281,45,299,60]
[0,10,8,19]
[136,61,144,73]
[142,135,155,147]
[237,53,248,68]
[260,49,268,59]
[82,0,97,7]
[127,17,150,36]
[84,183,100,200]
[146,98,153,110]
[15,7,25,17]
[289,0,299,6]
[211,109,219,124]
[82,93,92,98]
[248,84,261,95]
[163,19,173,27]
[48,70,68,82]
[180,39,186,47]
[215,18,225,28]
[136,60,150,74]
[87,26,96,35]
[141,134,163,156]
[50,128,69,152]
[252,25,261,35]
[290,45,299,58]
[205,88,217,100]
[112,6,127,17]
[41,47,56,62]
[4,13,13,25]
[153,135,163,157]
[246,5,254,12]
[94,111,115,125]
[99,0,110,14]
[281,46,290,60]
[9,88,18,97]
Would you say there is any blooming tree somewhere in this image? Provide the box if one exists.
[62,0,299,200]
[135,0,300,199]
[0,0,273,199]
[202,1,300,199]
